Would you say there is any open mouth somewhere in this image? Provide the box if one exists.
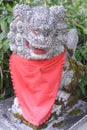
[32,48,47,55]
[25,41,47,55]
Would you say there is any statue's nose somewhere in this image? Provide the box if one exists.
[37,35,45,42]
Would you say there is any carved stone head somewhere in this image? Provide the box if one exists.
[8,4,68,59]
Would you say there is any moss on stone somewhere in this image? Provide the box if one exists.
[52,120,65,128]
[67,89,80,108]
[13,113,48,130]
[38,123,48,129]
[13,113,25,121]
[69,109,83,116]
[13,113,39,130]
[67,56,83,91]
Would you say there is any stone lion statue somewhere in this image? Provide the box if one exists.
[8,4,83,128]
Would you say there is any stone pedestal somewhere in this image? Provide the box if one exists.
[0,97,87,130]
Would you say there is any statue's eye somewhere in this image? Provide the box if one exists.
[44,32,49,37]
[46,32,49,36]
[25,41,30,48]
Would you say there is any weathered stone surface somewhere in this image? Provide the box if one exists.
[0,97,87,130]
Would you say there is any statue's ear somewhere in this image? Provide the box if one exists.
[13,4,31,19]
[67,29,78,53]
[50,6,66,19]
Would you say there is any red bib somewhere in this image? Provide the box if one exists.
[9,51,66,126]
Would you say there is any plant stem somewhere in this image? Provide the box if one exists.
[0,52,4,93]
[44,0,47,7]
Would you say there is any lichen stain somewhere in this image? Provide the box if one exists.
[52,120,65,128]
[69,109,83,116]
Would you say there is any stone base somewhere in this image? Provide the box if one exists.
[0,97,87,130]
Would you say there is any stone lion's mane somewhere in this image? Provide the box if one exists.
[8,4,78,60]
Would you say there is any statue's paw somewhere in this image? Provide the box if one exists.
[12,97,22,115]
[52,104,62,116]
[60,70,73,89]
[56,90,70,106]
[52,90,70,117]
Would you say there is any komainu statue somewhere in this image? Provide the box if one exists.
[8,4,83,127]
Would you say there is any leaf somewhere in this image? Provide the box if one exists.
[79,75,87,96]
[81,75,87,85]
[0,44,3,49]
[2,39,9,52]
[80,46,87,59]
[83,28,87,35]
[1,20,8,33]
[0,0,3,5]
[7,14,13,23]
[0,32,6,42]
[79,83,86,95]
[75,49,82,61]
[5,3,13,11]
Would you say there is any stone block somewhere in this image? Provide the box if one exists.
[0,97,87,130]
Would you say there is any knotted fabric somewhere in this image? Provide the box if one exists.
[9,51,66,126]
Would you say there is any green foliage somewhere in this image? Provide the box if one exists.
[79,74,87,96]
[0,0,19,100]
[0,0,87,100]
[64,0,87,97]
[75,43,87,62]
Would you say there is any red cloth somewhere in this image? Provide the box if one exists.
[9,51,66,126]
